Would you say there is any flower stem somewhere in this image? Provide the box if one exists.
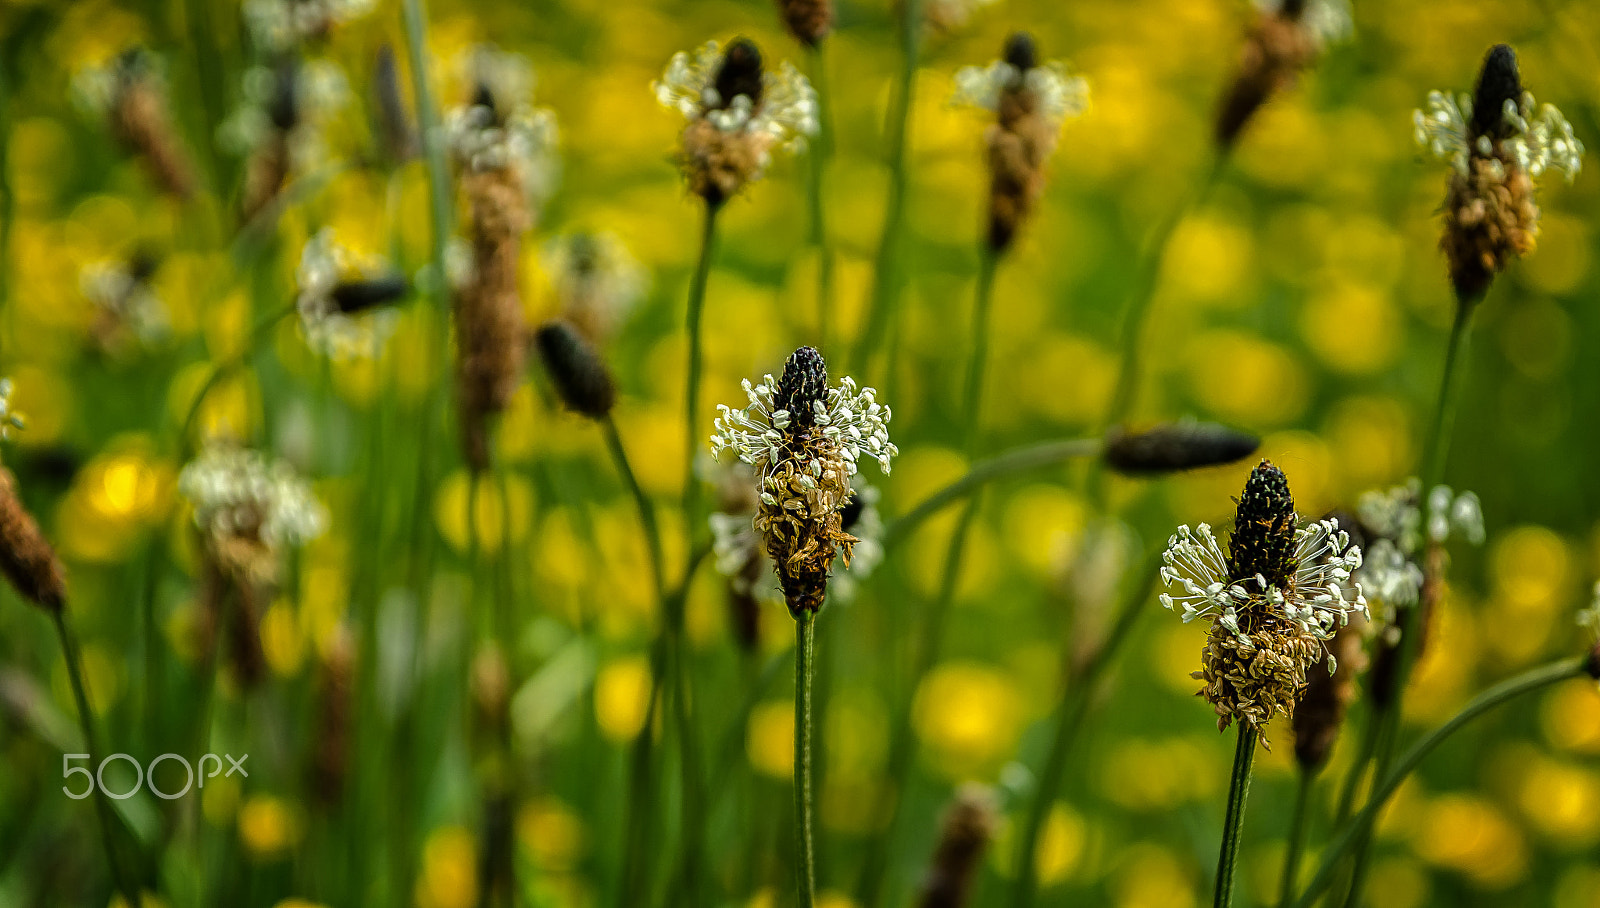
[682,201,721,536]
[794,609,819,908]
[1008,553,1161,908]
[52,608,141,908]
[806,42,835,355]
[1214,724,1260,908]
[176,303,297,448]
[604,416,666,601]
[851,0,922,379]
[1289,657,1589,908]
[1277,767,1316,908]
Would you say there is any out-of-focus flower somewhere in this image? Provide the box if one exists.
[655,38,818,204]
[710,347,896,614]
[221,59,350,219]
[0,379,26,441]
[444,46,560,208]
[81,251,169,352]
[1354,480,1482,615]
[179,444,326,585]
[924,0,1001,34]
[1414,44,1583,304]
[952,33,1087,250]
[244,0,375,53]
[1103,421,1259,475]
[73,49,195,198]
[916,784,998,908]
[532,320,616,420]
[1160,460,1367,734]
[1579,582,1600,641]
[295,229,406,359]
[373,45,417,163]
[1216,0,1351,149]
[542,233,648,345]
[774,0,832,47]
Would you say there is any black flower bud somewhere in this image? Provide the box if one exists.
[1003,32,1037,72]
[374,45,417,162]
[1229,460,1298,588]
[1586,641,1600,681]
[713,38,764,110]
[774,346,828,431]
[331,275,409,314]
[1471,44,1522,141]
[268,58,300,132]
[534,320,616,419]
[1103,423,1260,475]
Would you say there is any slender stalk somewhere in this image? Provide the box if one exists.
[881,437,1102,550]
[1290,657,1590,908]
[960,249,999,451]
[794,609,819,908]
[604,417,666,600]
[52,609,141,907]
[1009,554,1160,908]
[851,0,922,378]
[176,304,297,448]
[1277,768,1316,908]
[1214,725,1259,908]
[682,201,721,536]
[806,43,835,354]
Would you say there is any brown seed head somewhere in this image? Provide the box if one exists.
[1104,423,1260,475]
[0,468,66,612]
[986,33,1055,251]
[1214,10,1317,150]
[776,0,833,47]
[916,783,998,908]
[1292,622,1366,769]
[534,319,617,420]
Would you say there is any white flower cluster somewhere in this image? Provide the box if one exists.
[81,259,169,343]
[1578,581,1600,641]
[179,446,327,549]
[1354,480,1483,612]
[243,0,375,52]
[444,48,560,203]
[0,379,25,440]
[542,232,649,332]
[654,41,819,150]
[295,229,398,359]
[1159,519,1368,662]
[710,372,897,480]
[831,483,885,603]
[951,60,1089,126]
[709,479,884,602]
[1414,90,1584,181]
[1255,0,1352,47]
[219,60,349,172]
[71,51,163,117]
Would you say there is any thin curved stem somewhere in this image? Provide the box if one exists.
[53,609,141,907]
[794,610,819,908]
[1009,553,1160,908]
[881,437,1102,550]
[1277,768,1316,908]
[604,416,666,601]
[1290,657,1589,908]
[176,304,297,448]
[682,201,721,542]
[1214,725,1259,908]
[960,249,999,453]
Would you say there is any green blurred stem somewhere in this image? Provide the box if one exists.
[1277,768,1316,908]
[1214,725,1259,908]
[806,42,835,354]
[53,608,141,907]
[1290,657,1590,908]
[604,416,666,601]
[794,610,819,908]
[682,201,721,538]
[1009,553,1160,908]
[177,304,297,448]
[851,0,922,378]
[881,436,1102,550]
[1339,300,1476,906]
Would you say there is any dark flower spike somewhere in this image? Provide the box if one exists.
[916,784,998,908]
[1586,642,1600,681]
[1470,44,1521,140]
[374,45,417,162]
[774,345,828,430]
[330,275,409,314]
[1103,422,1260,475]
[714,38,765,109]
[0,468,66,613]
[1003,32,1037,72]
[776,0,833,48]
[535,320,617,420]
[1229,459,1298,589]
[1291,624,1365,769]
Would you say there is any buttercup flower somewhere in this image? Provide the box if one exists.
[1216,0,1352,149]
[81,252,168,352]
[296,229,407,359]
[1160,460,1367,734]
[710,347,896,614]
[244,0,375,52]
[1414,44,1583,304]
[952,33,1088,250]
[655,38,819,204]
[542,232,648,344]
[73,50,195,199]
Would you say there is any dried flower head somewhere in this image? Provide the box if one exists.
[296,229,405,359]
[1414,45,1584,304]
[244,0,375,52]
[179,444,327,585]
[81,252,169,351]
[221,59,350,219]
[1291,620,1366,769]
[445,46,560,208]
[0,467,67,613]
[776,0,832,47]
[543,232,649,344]
[533,320,617,419]
[74,50,195,199]
[1103,421,1260,475]
[1161,461,1367,734]
[655,39,819,204]
[710,347,897,614]
[1216,0,1350,149]
[953,34,1088,250]
[916,783,998,908]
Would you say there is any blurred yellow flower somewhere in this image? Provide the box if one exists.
[416,825,478,908]
[1518,755,1600,844]
[1542,682,1600,754]
[434,469,535,554]
[1300,282,1402,375]
[913,661,1022,775]
[594,655,652,742]
[517,797,587,871]
[1163,214,1254,306]
[1411,793,1527,889]
[1185,330,1308,427]
[1110,843,1195,908]
[1366,857,1432,908]
[238,795,303,859]
[747,700,794,780]
[261,601,307,677]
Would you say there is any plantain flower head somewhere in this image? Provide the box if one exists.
[542,232,649,344]
[179,445,326,584]
[296,229,407,359]
[445,46,560,207]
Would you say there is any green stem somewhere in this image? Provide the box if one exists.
[603,417,666,600]
[806,42,835,355]
[1009,553,1160,908]
[881,437,1102,550]
[1277,768,1316,908]
[1214,725,1259,908]
[851,0,922,379]
[960,248,999,453]
[682,201,721,539]
[53,609,141,907]
[1290,657,1590,908]
[794,610,819,908]
[176,304,297,449]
